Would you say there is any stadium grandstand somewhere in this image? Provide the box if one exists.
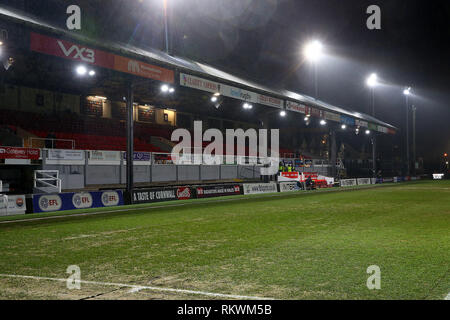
[0,6,401,211]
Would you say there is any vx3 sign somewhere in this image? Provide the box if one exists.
[57,40,95,63]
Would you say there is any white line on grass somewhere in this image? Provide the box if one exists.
[0,274,272,300]
[0,184,390,225]
[445,292,450,300]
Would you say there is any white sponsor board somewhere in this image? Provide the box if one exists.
[243,183,278,195]
[180,73,220,94]
[257,94,284,109]
[340,179,357,187]
[286,101,306,114]
[180,73,284,108]
[0,195,26,216]
[220,83,258,104]
[355,119,368,128]
[433,173,445,180]
[377,126,388,133]
[88,150,121,165]
[279,182,300,192]
[357,178,372,186]
[47,149,85,165]
[324,111,341,122]
[371,178,377,184]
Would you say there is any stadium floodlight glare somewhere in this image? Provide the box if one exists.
[403,87,412,96]
[365,129,371,135]
[0,41,3,46]
[341,124,347,130]
[320,119,327,126]
[169,87,175,93]
[243,103,253,110]
[304,40,323,62]
[211,96,218,103]
[88,70,96,76]
[76,65,87,76]
[280,110,287,117]
[161,84,169,92]
[366,73,378,87]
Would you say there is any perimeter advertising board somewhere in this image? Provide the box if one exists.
[0,146,40,160]
[243,183,278,195]
[0,195,26,216]
[195,185,242,198]
[340,179,357,187]
[32,190,123,213]
[132,186,192,204]
[279,182,301,192]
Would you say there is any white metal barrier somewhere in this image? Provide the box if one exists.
[34,170,62,194]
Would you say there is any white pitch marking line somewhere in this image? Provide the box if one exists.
[0,274,272,300]
[128,286,145,293]
[445,292,450,300]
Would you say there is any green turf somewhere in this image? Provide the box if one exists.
[0,180,448,300]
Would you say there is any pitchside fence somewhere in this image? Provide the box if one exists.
[39,149,269,190]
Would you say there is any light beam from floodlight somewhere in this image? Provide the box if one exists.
[366,73,378,87]
[304,40,323,62]
[403,87,411,96]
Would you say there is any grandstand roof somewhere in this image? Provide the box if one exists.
[0,6,396,130]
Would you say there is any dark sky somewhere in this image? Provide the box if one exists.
[3,0,450,164]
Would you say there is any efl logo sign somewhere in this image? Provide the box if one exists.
[38,195,62,212]
[72,193,93,209]
[101,191,120,207]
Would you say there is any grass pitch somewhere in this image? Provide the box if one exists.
[0,181,449,300]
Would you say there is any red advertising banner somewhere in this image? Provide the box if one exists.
[281,172,300,180]
[0,147,40,160]
[114,55,174,83]
[30,32,114,69]
[30,32,174,83]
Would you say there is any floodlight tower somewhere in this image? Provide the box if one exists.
[366,73,378,179]
[304,40,323,99]
[403,87,412,176]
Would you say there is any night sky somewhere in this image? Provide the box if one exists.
[3,0,450,167]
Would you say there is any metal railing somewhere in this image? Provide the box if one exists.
[34,170,62,194]
[151,152,269,166]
